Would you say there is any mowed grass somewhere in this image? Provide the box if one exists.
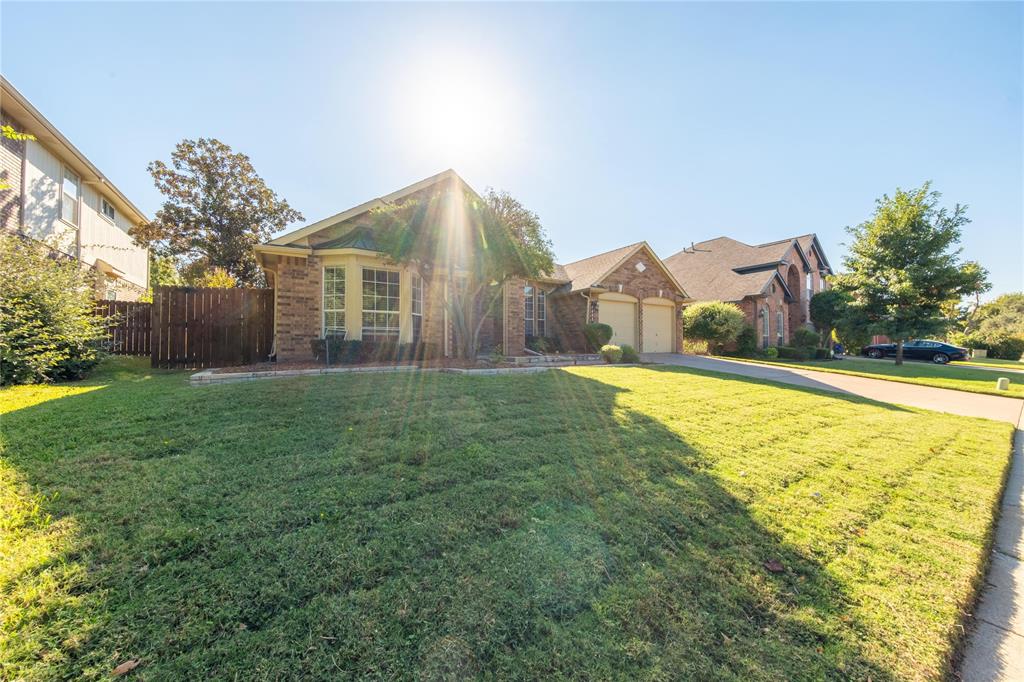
[960,356,1024,371]
[0,358,1014,680]
[714,354,1024,398]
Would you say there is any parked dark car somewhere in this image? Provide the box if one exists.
[861,339,968,364]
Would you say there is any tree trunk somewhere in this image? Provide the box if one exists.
[895,339,904,366]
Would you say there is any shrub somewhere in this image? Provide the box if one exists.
[735,325,758,357]
[683,301,745,348]
[620,344,639,363]
[584,323,613,352]
[309,337,438,364]
[777,346,811,361]
[765,347,779,359]
[0,236,108,385]
[600,344,623,364]
[957,332,1024,361]
[526,335,560,354]
[814,348,831,360]
[791,327,819,351]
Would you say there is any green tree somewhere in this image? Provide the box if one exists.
[131,138,303,286]
[971,292,1024,338]
[809,289,852,346]
[682,301,745,351]
[833,183,988,365]
[371,183,554,359]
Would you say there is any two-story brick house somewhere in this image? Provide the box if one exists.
[663,235,833,348]
[1,76,149,300]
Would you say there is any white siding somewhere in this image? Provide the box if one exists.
[22,139,147,290]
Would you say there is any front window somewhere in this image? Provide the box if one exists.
[535,289,546,337]
[776,310,784,344]
[524,285,546,337]
[524,285,535,336]
[101,197,116,223]
[362,268,400,341]
[761,309,770,349]
[61,167,80,225]
[323,266,346,334]
[411,273,423,344]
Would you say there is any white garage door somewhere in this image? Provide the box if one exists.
[598,298,637,348]
[642,301,674,353]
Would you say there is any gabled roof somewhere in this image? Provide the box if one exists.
[268,168,473,247]
[314,226,380,252]
[796,233,833,274]
[664,235,818,303]
[556,241,688,298]
[1,75,149,226]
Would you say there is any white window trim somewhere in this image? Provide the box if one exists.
[322,266,346,336]
[59,165,81,228]
[100,197,117,225]
[361,267,401,340]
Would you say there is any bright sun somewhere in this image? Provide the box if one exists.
[398,54,523,166]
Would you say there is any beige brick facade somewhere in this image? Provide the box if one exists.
[275,256,323,361]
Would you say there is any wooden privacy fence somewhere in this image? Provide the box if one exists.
[96,300,152,356]
[151,287,274,369]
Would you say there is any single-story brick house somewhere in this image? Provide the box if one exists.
[663,235,833,349]
[255,170,691,361]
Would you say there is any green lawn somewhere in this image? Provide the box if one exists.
[960,356,1024,370]
[713,354,1024,398]
[1,358,1014,680]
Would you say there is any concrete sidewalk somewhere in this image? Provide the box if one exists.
[961,416,1024,681]
[642,353,1023,424]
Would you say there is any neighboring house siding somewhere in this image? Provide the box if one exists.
[16,138,147,298]
[0,109,25,234]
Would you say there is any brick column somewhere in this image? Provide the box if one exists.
[503,278,527,356]
[275,256,322,362]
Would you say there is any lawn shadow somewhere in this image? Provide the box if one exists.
[1,364,902,679]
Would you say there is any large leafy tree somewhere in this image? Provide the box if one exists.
[131,138,303,286]
[833,183,988,365]
[371,183,554,359]
[809,289,851,347]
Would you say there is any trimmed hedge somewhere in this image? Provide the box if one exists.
[777,346,811,361]
[620,344,640,363]
[309,338,438,364]
[600,344,623,364]
[584,323,613,352]
[814,348,831,360]
[526,335,561,354]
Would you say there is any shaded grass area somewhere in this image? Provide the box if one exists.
[713,354,1024,398]
[1,358,1014,680]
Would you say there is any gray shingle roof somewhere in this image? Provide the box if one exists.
[664,236,809,302]
[556,242,644,292]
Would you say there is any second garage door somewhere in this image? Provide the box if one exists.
[641,300,674,353]
[598,296,637,348]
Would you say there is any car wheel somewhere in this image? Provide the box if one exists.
[868,349,883,359]
[932,353,949,364]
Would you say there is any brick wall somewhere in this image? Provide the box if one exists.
[275,256,322,361]
[0,109,25,235]
[503,278,527,356]
[421,273,448,355]
[548,291,588,352]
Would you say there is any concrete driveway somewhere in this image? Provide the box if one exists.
[642,353,1023,424]
[642,353,1024,680]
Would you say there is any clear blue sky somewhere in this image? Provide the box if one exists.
[3,1,1021,296]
